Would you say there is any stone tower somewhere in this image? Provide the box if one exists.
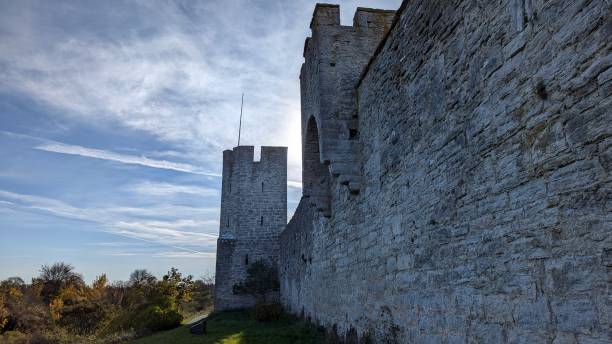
[214,145,287,310]
[301,4,395,215]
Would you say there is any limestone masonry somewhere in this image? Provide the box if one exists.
[214,146,287,310]
[217,0,611,342]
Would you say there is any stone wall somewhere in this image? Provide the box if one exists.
[280,198,316,315]
[280,0,611,342]
[214,146,287,310]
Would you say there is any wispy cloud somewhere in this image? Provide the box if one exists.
[153,251,216,259]
[287,180,302,189]
[0,0,401,185]
[114,220,218,244]
[35,142,220,177]
[128,181,218,196]
[102,250,216,259]
[0,189,93,222]
[87,242,148,248]
[0,189,219,253]
[111,205,219,219]
[101,252,141,257]
[0,0,308,172]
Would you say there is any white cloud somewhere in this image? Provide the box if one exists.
[102,250,216,259]
[35,142,220,177]
[287,180,303,189]
[0,189,93,222]
[153,251,216,259]
[111,205,219,219]
[0,0,401,191]
[102,252,141,257]
[0,0,308,169]
[0,189,219,253]
[128,181,218,196]
[114,220,218,246]
[87,242,148,247]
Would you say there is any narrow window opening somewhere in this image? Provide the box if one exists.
[261,182,264,192]
[245,254,249,265]
[227,218,229,227]
[260,216,264,226]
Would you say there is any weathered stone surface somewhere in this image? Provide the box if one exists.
[280,0,611,342]
[214,146,287,310]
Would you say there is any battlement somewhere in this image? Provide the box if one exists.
[309,3,340,29]
[222,146,287,168]
[260,146,288,165]
[304,4,395,57]
[309,3,395,30]
[353,7,395,28]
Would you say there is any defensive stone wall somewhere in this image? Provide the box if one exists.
[215,146,287,310]
[281,0,611,342]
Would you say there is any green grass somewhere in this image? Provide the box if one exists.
[130,310,325,344]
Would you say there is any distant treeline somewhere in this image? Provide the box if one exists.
[0,262,214,343]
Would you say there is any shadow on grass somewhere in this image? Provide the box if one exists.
[131,310,324,344]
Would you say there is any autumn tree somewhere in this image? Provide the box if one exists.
[38,263,84,302]
[89,274,108,301]
[162,267,194,307]
[128,269,156,288]
[0,294,8,333]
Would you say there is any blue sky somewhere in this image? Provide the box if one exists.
[0,0,401,283]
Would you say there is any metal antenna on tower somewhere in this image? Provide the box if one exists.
[237,93,244,146]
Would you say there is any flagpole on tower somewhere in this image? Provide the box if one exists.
[237,93,244,147]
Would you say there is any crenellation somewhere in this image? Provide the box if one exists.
[260,146,288,166]
[309,4,340,30]
[232,145,255,167]
[352,7,395,28]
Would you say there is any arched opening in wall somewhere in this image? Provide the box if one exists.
[303,116,331,216]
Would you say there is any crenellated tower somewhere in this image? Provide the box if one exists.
[300,4,395,215]
[214,146,287,310]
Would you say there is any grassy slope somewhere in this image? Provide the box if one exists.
[130,310,324,344]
